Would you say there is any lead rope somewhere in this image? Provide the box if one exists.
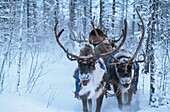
[105,85,121,98]
[106,87,121,98]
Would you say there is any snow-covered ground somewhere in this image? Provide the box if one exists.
[1,90,170,112]
[0,94,56,112]
[0,54,170,112]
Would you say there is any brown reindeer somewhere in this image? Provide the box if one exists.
[106,9,145,110]
[54,20,108,112]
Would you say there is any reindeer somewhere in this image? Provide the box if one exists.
[106,9,145,109]
[54,20,108,112]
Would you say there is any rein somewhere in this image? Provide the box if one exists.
[95,76,121,98]
[105,85,121,97]
[104,64,121,98]
[104,79,121,98]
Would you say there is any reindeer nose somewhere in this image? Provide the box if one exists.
[81,70,88,74]
[80,73,90,80]
[84,71,88,74]
[120,77,131,84]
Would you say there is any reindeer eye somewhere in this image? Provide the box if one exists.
[117,67,122,73]
[127,65,131,69]
[78,62,82,67]
[127,65,132,72]
[89,62,94,67]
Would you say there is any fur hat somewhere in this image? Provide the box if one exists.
[89,29,105,45]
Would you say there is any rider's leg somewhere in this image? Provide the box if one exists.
[134,64,139,94]
[73,67,81,98]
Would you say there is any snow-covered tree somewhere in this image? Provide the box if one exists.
[0,0,16,93]
[148,0,159,107]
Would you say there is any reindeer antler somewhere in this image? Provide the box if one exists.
[68,24,87,44]
[133,49,146,63]
[112,35,124,43]
[114,19,127,53]
[99,19,127,61]
[128,9,145,63]
[54,19,80,61]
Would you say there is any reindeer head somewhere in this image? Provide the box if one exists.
[54,21,99,86]
[78,45,97,86]
[116,60,134,88]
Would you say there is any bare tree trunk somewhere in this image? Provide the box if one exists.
[121,0,125,29]
[0,51,8,93]
[132,4,135,37]
[162,41,169,96]
[0,1,14,93]
[69,0,76,29]
[149,0,159,107]
[125,0,128,19]
[15,0,25,94]
[111,0,116,38]
[54,0,59,20]
[99,0,111,33]
[99,0,104,29]
[159,2,170,105]
[90,0,92,20]
[83,0,87,34]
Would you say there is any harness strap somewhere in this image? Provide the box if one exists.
[95,71,108,92]
[117,55,130,60]
[98,60,105,70]
[95,80,104,92]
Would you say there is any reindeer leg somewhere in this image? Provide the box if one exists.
[82,96,88,112]
[117,93,123,110]
[88,99,92,112]
[127,88,133,105]
[113,85,123,110]
[96,92,104,112]
[124,92,128,104]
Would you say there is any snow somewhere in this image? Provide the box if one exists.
[0,94,56,112]
[1,0,170,111]
[0,54,170,112]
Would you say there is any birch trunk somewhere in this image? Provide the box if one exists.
[16,0,24,94]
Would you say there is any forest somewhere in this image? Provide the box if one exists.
[0,0,170,111]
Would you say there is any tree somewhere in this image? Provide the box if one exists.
[16,0,25,94]
[69,0,77,30]
[157,1,170,105]
[0,0,16,93]
[111,0,115,37]
[82,0,92,35]
[54,0,59,20]
[99,0,104,30]
[27,0,37,44]
[149,0,159,107]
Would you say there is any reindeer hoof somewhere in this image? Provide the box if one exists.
[134,88,137,94]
